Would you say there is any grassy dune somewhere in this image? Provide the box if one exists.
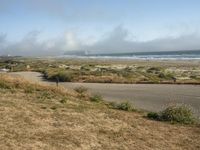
[0,75,199,149]
[1,58,200,84]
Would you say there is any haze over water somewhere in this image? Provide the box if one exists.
[62,50,200,60]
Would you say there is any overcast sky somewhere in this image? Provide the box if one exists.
[1,0,200,56]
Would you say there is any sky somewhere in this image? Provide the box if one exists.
[0,0,200,56]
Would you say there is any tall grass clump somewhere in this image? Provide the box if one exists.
[147,104,196,124]
[52,72,72,82]
[111,101,135,111]
[0,75,21,89]
[90,94,103,102]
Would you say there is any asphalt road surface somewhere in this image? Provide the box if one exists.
[9,72,200,118]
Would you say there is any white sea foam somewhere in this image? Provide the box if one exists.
[54,54,200,60]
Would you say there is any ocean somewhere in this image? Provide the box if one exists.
[62,50,200,60]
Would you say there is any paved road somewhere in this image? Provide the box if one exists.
[10,72,200,117]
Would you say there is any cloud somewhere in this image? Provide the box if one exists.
[1,26,200,56]
[86,26,200,54]
[142,34,200,51]
[85,26,136,53]
[0,30,82,56]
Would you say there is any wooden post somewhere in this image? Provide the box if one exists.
[56,76,59,87]
[172,77,176,83]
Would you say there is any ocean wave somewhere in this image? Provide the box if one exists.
[54,54,200,60]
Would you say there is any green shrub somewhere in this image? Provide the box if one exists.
[165,73,175,80]
[81,65,90,71]
[46,71,73,82]
[147,105,196,124]
[160,105,195,124]
[158,73,166,79]
[147,112,160,120]
[90,94,103,102]
[54,72,72,82]
[112,101,134,111]
[190,75,197,79]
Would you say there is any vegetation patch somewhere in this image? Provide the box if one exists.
[1,58,200,84]
[44,70,73,82]
[60,97,68,104]
[53,72,73,82]
[110,101,135,111]
[90,94,103,102]
[24,85,35,93]
[147,104,197,124]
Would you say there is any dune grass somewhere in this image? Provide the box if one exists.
[2,58,200,84]
[109,101,135,111]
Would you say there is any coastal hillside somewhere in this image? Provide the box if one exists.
[0,75,199,149]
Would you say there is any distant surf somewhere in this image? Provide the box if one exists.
[61,50,200,60]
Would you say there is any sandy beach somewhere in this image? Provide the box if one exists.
[10,71,200,118]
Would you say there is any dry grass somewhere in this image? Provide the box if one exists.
[0,74,77,97]
[0,75,199,149]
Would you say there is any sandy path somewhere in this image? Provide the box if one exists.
[10,71,200,117]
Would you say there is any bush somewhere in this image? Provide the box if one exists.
[54,72,72,82]
[158,73,166,79]
[112,101,134,111]
[74,86,88,94]
[147,112,160,120]
[147,105,196,124]
[46,71,73,82]
[90,94,103,102]
[160,105,195,124]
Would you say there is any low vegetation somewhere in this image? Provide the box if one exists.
[147,105,197,124]
[110,101,135,111]
[90,94,103,102]
[1,57,200,84]
[0,74,199,149]
[43,70,73,82]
